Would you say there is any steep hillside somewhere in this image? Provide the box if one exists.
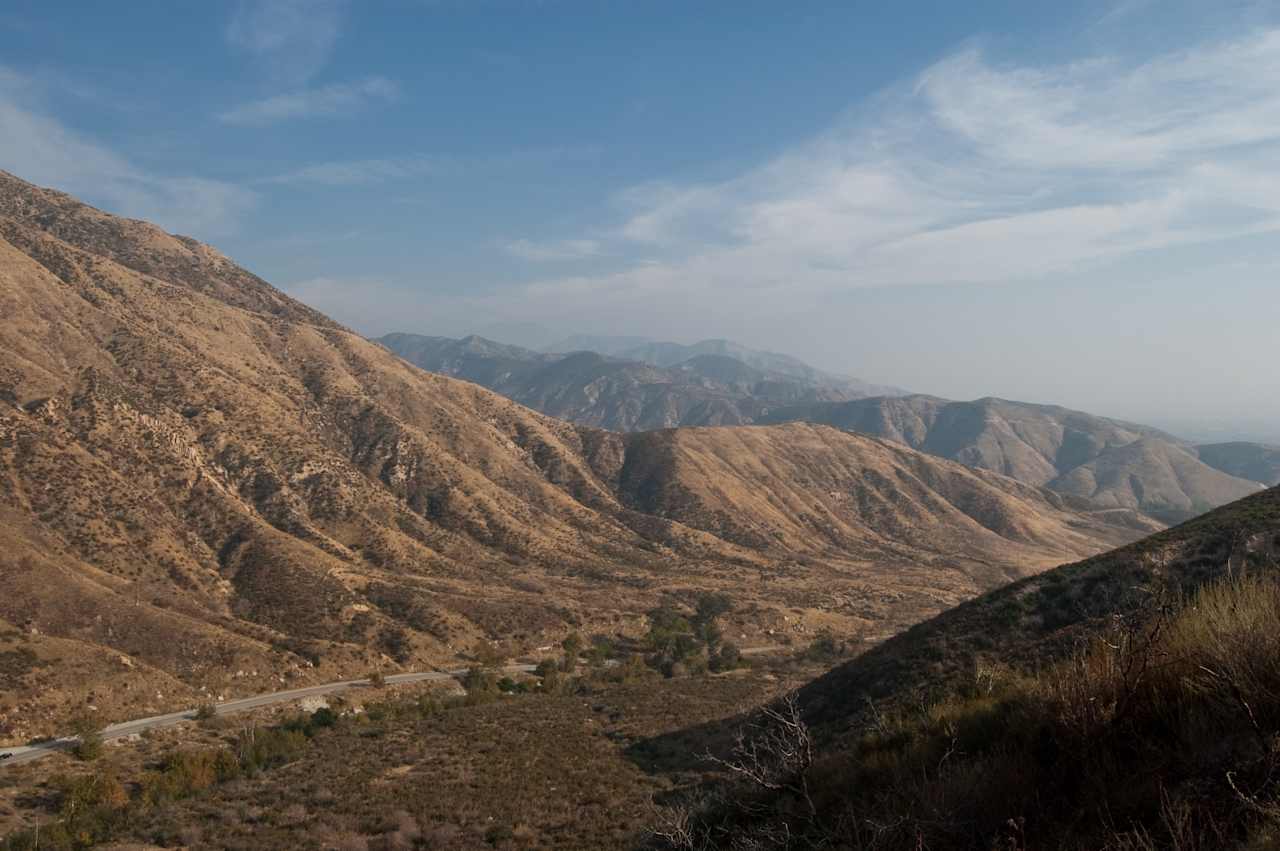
[1197,440,1280,485]
[378,333,879,431]
[0,171,1146,742]
[673,486,1280,849]
[763,395,1264,521]
[798,485,1280,731]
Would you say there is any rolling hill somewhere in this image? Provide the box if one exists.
[382,339,1267,524]
[0,171,1150,742]
[762,395,1265,522]
[1196,440,1280,486]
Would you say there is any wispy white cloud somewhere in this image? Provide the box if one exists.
[478,27,1280,323]
[218,76,398,125]
[503,238,602,262]
[0,69,254,237]
[227,0,346,86]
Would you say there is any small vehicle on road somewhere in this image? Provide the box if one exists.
[0,753,12,761]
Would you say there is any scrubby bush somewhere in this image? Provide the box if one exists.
[2,707,341,851]
[561,632,583,672]
[141,748,240,804]
[462,665,498,698]
[645,596,734,677]
[672,574,1280,850]
[584,636,615,668]
[709,641,742,673]
[236,725,308,775]
[803,627,841,661]
[67,713,103,762]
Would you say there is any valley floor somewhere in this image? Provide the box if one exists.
[0,654,826,849]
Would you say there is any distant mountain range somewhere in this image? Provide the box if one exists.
[542,334,903,395]
[380,335,1271,524]
[377,333,905,431]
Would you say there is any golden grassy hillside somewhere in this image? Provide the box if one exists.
[0,171,1151,742]
[763,395,1264,522]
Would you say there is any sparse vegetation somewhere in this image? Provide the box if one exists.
[1,708,329,850]
[660,572,1280,850]
[1,669,795,850]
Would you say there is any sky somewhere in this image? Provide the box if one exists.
[1,0,1278,439]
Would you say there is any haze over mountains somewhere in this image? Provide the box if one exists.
[0,172,1150,741]
[378,332,902,432]
[544,334,905,396]
[379,333,1267,524]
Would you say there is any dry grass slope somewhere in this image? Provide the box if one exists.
[761,396,1264,522]
[0,170,1148,742]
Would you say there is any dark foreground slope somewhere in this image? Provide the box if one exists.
[675,486,1280,850]
[0,171,1147,741]
[800,485,1280,731]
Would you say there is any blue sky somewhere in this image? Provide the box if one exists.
[2,0,1278,437]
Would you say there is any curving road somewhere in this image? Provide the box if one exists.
[0,664,536,768]
[0,645,788,769]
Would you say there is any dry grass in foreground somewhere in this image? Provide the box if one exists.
[657,572,1280,849]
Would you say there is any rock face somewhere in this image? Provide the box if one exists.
[761,396,1264,522]
[0,170,1149,736]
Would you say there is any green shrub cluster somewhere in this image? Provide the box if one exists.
[645,593,742,677]
[1,707,333,851]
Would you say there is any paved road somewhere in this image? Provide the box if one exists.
[0,644,790,768]
[0,664,536,768]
